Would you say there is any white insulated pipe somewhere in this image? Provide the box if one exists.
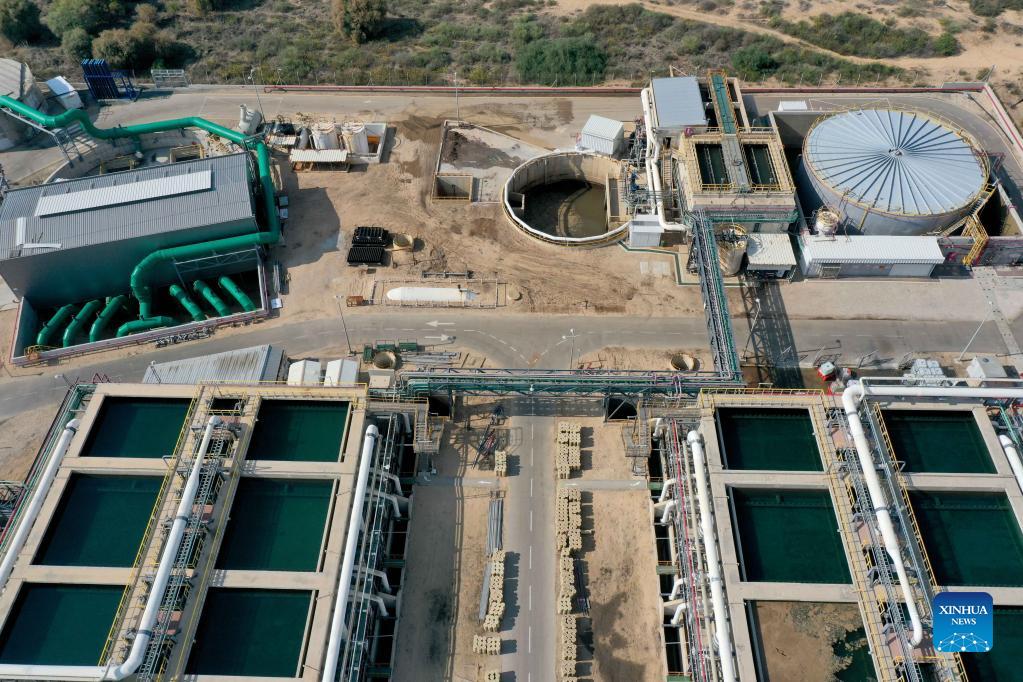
[670,602,688,626]
[640,88,685,233]
[658,478,676,503]
[842,383,924,646]
[998,435,1023,496]
[660,500,678,524]
[0,419,79,594]
[687,431,737,682]
[669,577,685,601]
[0,416,222,681]
[322,424,379,682]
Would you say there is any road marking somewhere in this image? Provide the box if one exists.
[529,584,533,611]
[529,510,533,532]
[528,626,532,653]
[509,346,518,352]
[564,482,579,487]
[529,545,533,569]
[530,478,533,497]
[426,320,454,327]
[463,328,478,332]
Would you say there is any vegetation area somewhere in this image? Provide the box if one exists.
[1,1,906,86]
[969,0,1023,16]
[768,11,960,59]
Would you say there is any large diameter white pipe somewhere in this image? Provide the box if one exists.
[671,602,688,626]
[660,500,678,524]
[658,478,676,503]
[842,383,924,646]
[0,416,223,681]
[687,431,736,682]
[322,424,379,682]
[998,435,1023,495]
[0,419,79,593]
[640,88,685,234]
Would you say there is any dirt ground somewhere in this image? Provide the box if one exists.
[577,345,710,372]
[0,402,59,480]
[576,417,644,480]
[391,482,493,682]
[752,601,870,682]
[580,490,665,680]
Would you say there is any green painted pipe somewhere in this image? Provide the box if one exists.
[89,294,127,343]
[35,304,76,347]
[0,95,281,321]
[116,316,176,338]
[169,284,205,322]
[218,275,256,312]
[193,279,231,317]
[62,299,103,347]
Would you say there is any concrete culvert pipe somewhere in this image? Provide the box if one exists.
[373,351,398,369]
[670,353,699,371]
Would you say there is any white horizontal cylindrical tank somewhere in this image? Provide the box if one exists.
[803,109,989,236]
[341,121,369,154]
[386,287,477,304]
[312,121,340,150]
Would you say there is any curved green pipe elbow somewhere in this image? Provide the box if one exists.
[89,295,127,343]
[218,275,256,312]
[116,316,176,338]
[193,279,231,317]
[169,284,205,322]
[62,299,103,347]
[36,303,77,347]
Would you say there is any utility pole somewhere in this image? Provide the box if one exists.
[958,302,994,362]
[334,295,354,355]
[562,328,580,370]
[248,66,266,122]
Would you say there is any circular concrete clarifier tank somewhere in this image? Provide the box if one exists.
[504,151,629,245]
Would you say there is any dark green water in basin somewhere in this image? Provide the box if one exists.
[0,584,121,665]
[81,397,189,458]
[883,410,993,473]
[185,588,311,676]
[216,478,333,571]
[910,491,1023,586]
[961,606,1023,681]
[731,488,850,583]
[34,474,160,567]
[718,407,822,471]
[247,400,349,462]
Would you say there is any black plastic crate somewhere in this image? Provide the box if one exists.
[347,245,386,265]
[353,226,390,246]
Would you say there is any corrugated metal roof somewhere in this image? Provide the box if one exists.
[0,59,34,100]
[289,149,348,163]
[651,77,707,129]
[804,109,987,215]
[35,170,212,217]
[581,115,623,141]
[799,235,945,264]
[0,153,254,259]
[142,345,282,384]
[747,233,797,266]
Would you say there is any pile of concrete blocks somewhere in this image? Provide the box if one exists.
[556,422,582,479]
[495,450,508,477]
[472,634,501,655]
[484,671,501,682]
[483,550,506,632]
[560,615,578,681]
[556,488,583,553]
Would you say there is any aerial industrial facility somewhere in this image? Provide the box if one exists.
[0,54,1022,682]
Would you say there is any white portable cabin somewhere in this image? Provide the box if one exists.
[323,358,359,386]
[799,235,945,278]
[287,359,322,385]
[746,233,796,278]
[579,115,625,157]
[628,214,663,248]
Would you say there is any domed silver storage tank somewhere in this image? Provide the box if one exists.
[803,109,989,235]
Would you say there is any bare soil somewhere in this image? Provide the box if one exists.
[582,490,665,680]
[577,417,644,480]
[0,402,58,480]
[752,601,869,682]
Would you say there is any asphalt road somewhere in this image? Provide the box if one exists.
[0,308,1009,420]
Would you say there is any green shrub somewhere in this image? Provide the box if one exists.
[332,0,386,43]
[730,45,778,80]
[61,26,92,60]
[44,0,106,37]
[0,0,44,44]
[773,12,957,58]
[515,36,606,85]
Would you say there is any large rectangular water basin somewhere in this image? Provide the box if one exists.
[81,397,190,458]
[216,478,333,571]
[247,400,350,462]
[730,488,850,583]
[717,408,822,471]
[34,474,160,567]
[185,588,312,676]
[910,491,1023,586]
[961,606,1023,681]
[0,584,121,665]
[883,410,993,474]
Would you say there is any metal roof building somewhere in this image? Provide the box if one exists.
[0,153,256,306]
[650,77,708,134]
[579,115,624,157]
[803,109,988,235]
[747,233,797,278]
[799,234,945,278]
[143,345,284,384]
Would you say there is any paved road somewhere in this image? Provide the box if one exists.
[0,309,1010,420]
[500,398,555,682]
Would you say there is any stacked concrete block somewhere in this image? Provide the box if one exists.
[485,671,501,682]
[560,615,578,681]
[472,635,501,655]
[483,550,505,633]
[494,450,507,477]
[556,422,582,479]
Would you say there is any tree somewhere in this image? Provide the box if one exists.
[730,46,779,81]
[44,0,104,37]
[332,0,386,43]
[61,26,92,60]
[92,22,158,68]
[514,37,606,85]
[0,0,43,44]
